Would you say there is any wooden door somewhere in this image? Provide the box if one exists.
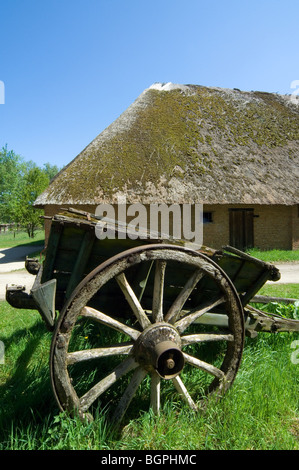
[229,209,254,251]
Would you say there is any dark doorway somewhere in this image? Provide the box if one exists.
[229,209,254,251]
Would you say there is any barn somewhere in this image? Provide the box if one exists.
[34,83,299,251]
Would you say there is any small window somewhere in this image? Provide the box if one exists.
[203,212,213,223]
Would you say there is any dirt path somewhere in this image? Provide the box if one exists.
[267,263,299,285]
[0,245,44,272]
[0,245,43,300]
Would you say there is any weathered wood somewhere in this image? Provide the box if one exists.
[65,229,96,299]
[50,243,245,423]
[111,366,147,424]
[194,312,229,327]
[183,352,225,379]
[52,334,82,414]
[6,286,37,310]
[116,273,151,329]
[31,279,57,329]
[66,343,133,365]
[172,376,198,412]
[165,269,204,323]
[181,332,234,346]
[81,306,141,340]
[240,270,273,307]
[152,260,167,322]
[252,295,298,304]
[25,257,41,275]
[150,372,161,415]
[41,222,63,283]
[80,356,138,412]
[223,245,280,278]
[175,297,225,334]
[245,305,299,334]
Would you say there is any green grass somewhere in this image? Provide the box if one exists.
[0,230,45,249]
[247,248,299,263]
[0,296,298,450]
[258,283,299,300]
[0,239,298,449]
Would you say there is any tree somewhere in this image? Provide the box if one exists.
[0,145,61,237]
[15,167,49,238]
[43,162,60,181]
[0,145,27,223]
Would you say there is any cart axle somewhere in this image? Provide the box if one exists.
[133,323,185,379]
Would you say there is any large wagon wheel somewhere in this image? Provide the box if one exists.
[50,244,244,424]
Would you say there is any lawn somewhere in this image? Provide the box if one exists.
[247,248,299,263]
[0,244,298,450]
[0,230,45,249]
[0,296,298,450]
[259,283,299,300]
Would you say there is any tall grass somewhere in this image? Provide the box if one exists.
[0,300,298,450]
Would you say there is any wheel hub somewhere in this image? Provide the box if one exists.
[133,323,185,379]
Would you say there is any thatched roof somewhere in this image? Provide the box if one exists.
[35,83,299,207]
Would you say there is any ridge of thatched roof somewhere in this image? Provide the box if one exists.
[35,83,299,207]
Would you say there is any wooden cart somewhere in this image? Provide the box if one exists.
[6,208,299,424]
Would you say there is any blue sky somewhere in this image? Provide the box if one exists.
[0,0,298,169]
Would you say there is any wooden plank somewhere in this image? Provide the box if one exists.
[240,269,272,307]
[246,305,299,333]
[41,222,64,282]
[116,272,151,329]
[65,229,96,299]
[252,295,298,304]
[31,279,57,328]
[229,209,254,251]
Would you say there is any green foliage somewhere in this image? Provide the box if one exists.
[0,145,27,223]
[257,300,299,319]
[14,167,49,238]
[0,145,60,237]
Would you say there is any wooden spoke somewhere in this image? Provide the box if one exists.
[67,343,133,365]
[152,260,167,323]
[165,269,204,324]
[81,306,141,340]
[116,273,151,330]
[80,356,138,412]
[172,376,198,411]
[181,332,234,346]
[51,244,244,423]
[150,371,161,415]
[112,367,148,424]
[175,297,225,334]
[183,352,225,380]
[138,260,154,301]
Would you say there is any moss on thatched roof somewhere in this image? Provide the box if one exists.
[35,83,299,206]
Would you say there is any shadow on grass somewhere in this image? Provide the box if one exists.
[0,320,57,436]
[0,244,45,266]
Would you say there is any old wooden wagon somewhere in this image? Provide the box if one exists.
[6,208,299,424]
